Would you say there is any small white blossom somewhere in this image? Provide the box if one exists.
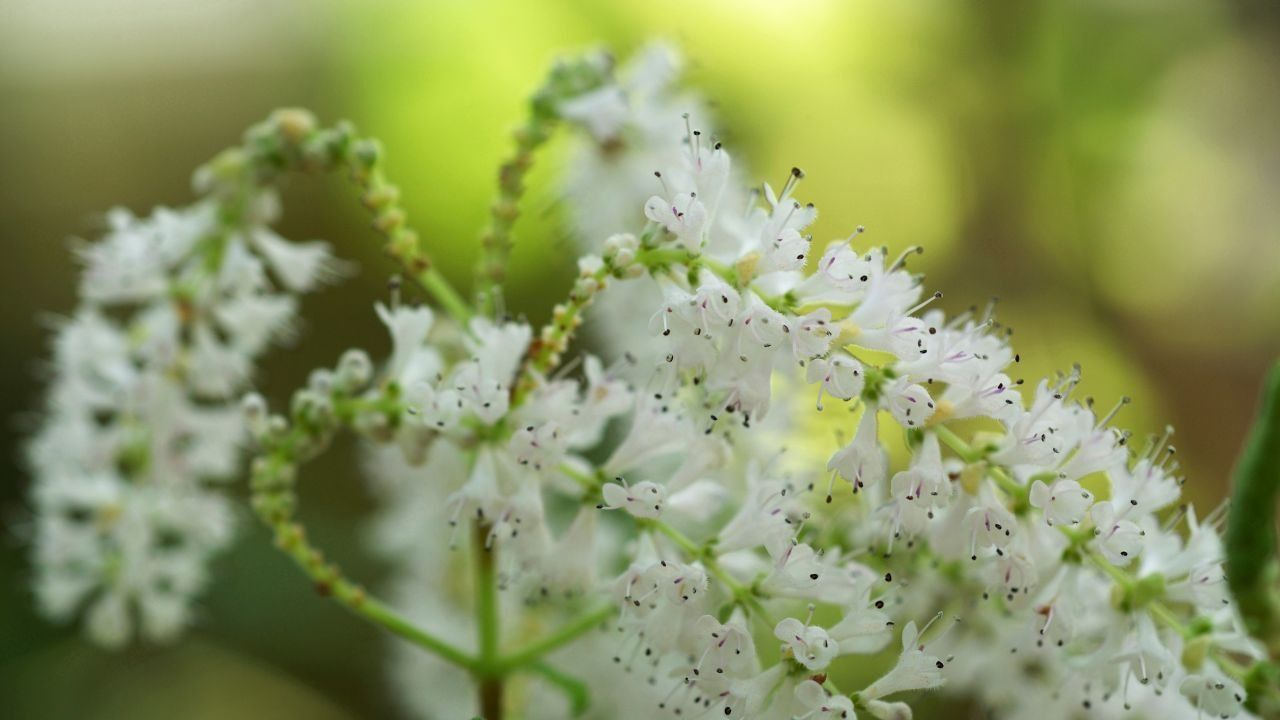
[775,616,838,671]
[860,620,947,700]
[1029,476,1093,527]
[600,479,667,519]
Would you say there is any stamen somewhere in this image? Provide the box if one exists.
[1096,396,1131,429]
[905,291,944,317]
[889,245,924,272]
[779,166,805,201]
[387,274,402,310]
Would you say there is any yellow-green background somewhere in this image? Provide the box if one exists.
[1,1,1277,717]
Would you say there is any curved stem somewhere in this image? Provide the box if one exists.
[267,520,476,670]
[249,393,477,671]
[528,661,591,716]
[472,57,613,316]
[203,110,472,325]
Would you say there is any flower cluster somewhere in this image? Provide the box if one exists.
[27,184,341,646]
[25,46,1273,720]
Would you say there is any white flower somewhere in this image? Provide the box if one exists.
[559,85,630,141]
[246,227,344,292]
[574,355,634,442]
[679,664,786,719]
[450,360,510,426]
[890,433,951,507]
[1170,561,1231,613]
[665,480,729,522]
[403,380,463,432]
[807,353,865,410]
[604,395,691,475]
[213,292,298,356]
[649,284,718,377]
[1090,502,1145,565]
[763,542,829,597]
[1058,422,1126,481]
[828,409,888,493]
[78,218,170,303]
[791,308,835,361]
[1029,476,1093,527]
[644,127,732,251]
[376,302,436,384]
[828,584,894,654]
[860,620,947,700]
[794,679,856,719]
[599,479,666,519]
[987,548,1039,603]
[645,191,708,250]
[963,484,1017,559]
[775,616,838,671]
[535,507,599,596]
[717,471,802,558]
[85,591,131,649]
[993,378,1085,469]
[464,317,532,387]
[1113,614,1180,691]
[509,422,567,472]
[51,310,135,409]
[883,378,935,429]
[1180,672,1245,718]
[1108,456,1182,515]
[685,614,757,678]
[188,322,252,398]
[762,227,811,274]
[614,557,708,652]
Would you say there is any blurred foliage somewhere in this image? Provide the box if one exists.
[1,0,1278,717]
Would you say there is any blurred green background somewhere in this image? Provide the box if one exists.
[2,1,1278,717]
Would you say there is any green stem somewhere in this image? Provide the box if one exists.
[267,522,477,670]
[1148,602,1189,639]
[528,661,591,716]
[513,262,614,404]
[934,424,1027,501]
[473,521,503,718]
[498,604,614,670]
[1086,550,1133,589]
[417,266,474,326]
[249,392,476,671]
[558,462,601,494]
[479,676,503,720]
[635,246,794,314]
[473,56,613,317]
[647,518,702,556]
[475,523,501,661]
[204,110,473,326]
[932,424,981,463]
[474,118,553,317]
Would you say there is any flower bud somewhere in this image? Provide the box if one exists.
[272,108,317,143]
[336,349,373,389]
